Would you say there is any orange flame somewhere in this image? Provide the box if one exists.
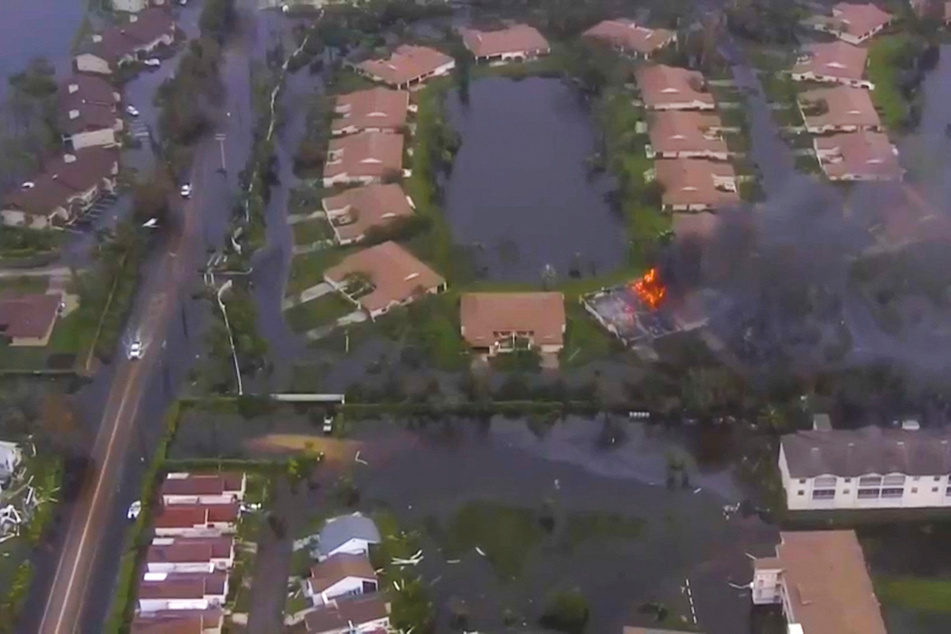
[631,267,666,310]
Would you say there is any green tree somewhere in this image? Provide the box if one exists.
[539,590,590,634]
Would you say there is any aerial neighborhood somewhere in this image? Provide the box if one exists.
[4,0,951,633]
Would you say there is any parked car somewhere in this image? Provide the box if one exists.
[125,105,139,117]
[129,339,143,360]
[144,58,161,68]
[180,183,192,198]
[127,500,141,521]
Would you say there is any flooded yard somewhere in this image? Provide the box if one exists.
[443,77,628,281]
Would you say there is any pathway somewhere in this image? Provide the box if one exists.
[281,282,332,310]
[303,310,366,341]
[287,210,326,224]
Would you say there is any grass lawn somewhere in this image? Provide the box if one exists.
[285,248,347,297]
[0,276,49,294]
[867,35,916,130]
[795,154,822,174]
[759,73,798,105]
[326,69,376,95]
[292,218,334,246]
[284,293,354,333]
[442,501,544,580]
[562,303,616,368]
[876,576,951,613]
[772,106,803,127]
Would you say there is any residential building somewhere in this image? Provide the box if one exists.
[653,158,739,211]
[583,19,676,58]
[303,596,391,634]
[0,441,23,491]
[153,503,239,537]
[635,65,715,111]
[75,8,176,74]
[647,111,730,160]
[946,0,951,25]
[623,628,703,634]
[61,74,121,106]
[459,292,566,356]
[779,426,951,510]
[0,292,63,347]
[805,3,893,44]
[137,571,228,613]
[315,513,381,561]
[322,183,415,245]
[160,472,246,506]
[813,130,902,181]
[58,96,122,150]
[132,608,224,634]
[791,42,872,89]
[112,0,150,12]
[460,24,550,63]
[324,242,446,320]
[1,147,119,228]
[355,45,455,90]
[146,537,235,574]
[332,88,411,137]
[305,553,378,608]
[322,131,404,187]
[797,86,881,134]
[752,531,887,634]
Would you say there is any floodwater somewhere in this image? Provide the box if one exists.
[443,77,627,281]
[0,0,85,94]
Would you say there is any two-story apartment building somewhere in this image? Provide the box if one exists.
[160,472,246,505]
[779,425,951,511]
[752,530,887,634]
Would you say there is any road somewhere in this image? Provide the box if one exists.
[27,4,262,632]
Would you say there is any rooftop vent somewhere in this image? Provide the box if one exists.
[901,419,921,431]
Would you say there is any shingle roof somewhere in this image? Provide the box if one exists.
[583,19,675,56]
[324,242,445,315]
[323,131,404,182]
[798,85,880,130]
[131,608,223,634]
[648,110,728,156]
[60,74,118,106]
[317,513,381,557]
[814,130,901,180]
[147,537,234,564]
[635,65,715,109]
[2,147,118,216]
[654,158,739,209]
[823,3,893,40]
[322,183,414,242]
[460,292,565,348]
[757,531,887,634]
[160,472,244,498]
[0,292,61,340]
[153,503,239,529]
[792,41,869,82]
[781,427,951,478]
[357,45,454,87]
[138,571,227,600]
[308,553,377,594]
[58,100,118,135]
[333,88,409,135]
[304,596,390,633]
[87,8,175,62]
[460,24,550,58]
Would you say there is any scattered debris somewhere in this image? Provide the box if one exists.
[354,451,368,466]
[475,546,486,557]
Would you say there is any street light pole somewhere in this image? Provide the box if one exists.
[215,133,227,174]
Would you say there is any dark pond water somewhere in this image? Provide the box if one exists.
[0,0,85,94]
[444,77,627,281]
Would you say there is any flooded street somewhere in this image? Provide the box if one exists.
[444,77,627,281]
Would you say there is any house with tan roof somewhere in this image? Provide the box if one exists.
[75,8,177,74]
[0,292,63,347]
[797,86,881,134]
[460,292,566,357]
[153,503,239,538]
[461,24,550,63]
[583,19,676,58]
[304,596,391,634]
[653,158,739,212]
[332,88,411,137]
[304,553,378,608]
[1,147,119,229]
[813,130,901,181]
[160,472,246,506]
[137,571,228,613]
[146,537,236,574]
[322,184,415,245]
[635,65,715,111]
[752,531,887,634]
[324,241,446,320]
[791,42,872,89]
[58,74,123,149]
[647,111,730,160]
[132,608,224,634]
[355,45,455,90]
[805,2,893,44]
[322,131,404,188]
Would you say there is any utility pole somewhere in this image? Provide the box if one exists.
[215,133,227,174]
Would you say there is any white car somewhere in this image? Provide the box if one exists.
[144,58,161,67]
[127,500,142,521]
[125,105,139,117]
[180,183,192,198]
[129,339,143,360]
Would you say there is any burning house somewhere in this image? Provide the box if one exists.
[582,268,708,359]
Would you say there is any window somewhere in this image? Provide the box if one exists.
[812,489,836,500]
[798,491,805,496]
[881,488,904,498]
[946,487,951,497]
[815,476,837,488]
[936,476,942,482]
[859,476,882,487]
[843,489,850,495]
[913,477,920,482]
[844,478,851,483]
[858,489,880,499]
[883,475,906,487]
[932,488,939,493]
[799,479,807,484]
[912,488,918,494]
